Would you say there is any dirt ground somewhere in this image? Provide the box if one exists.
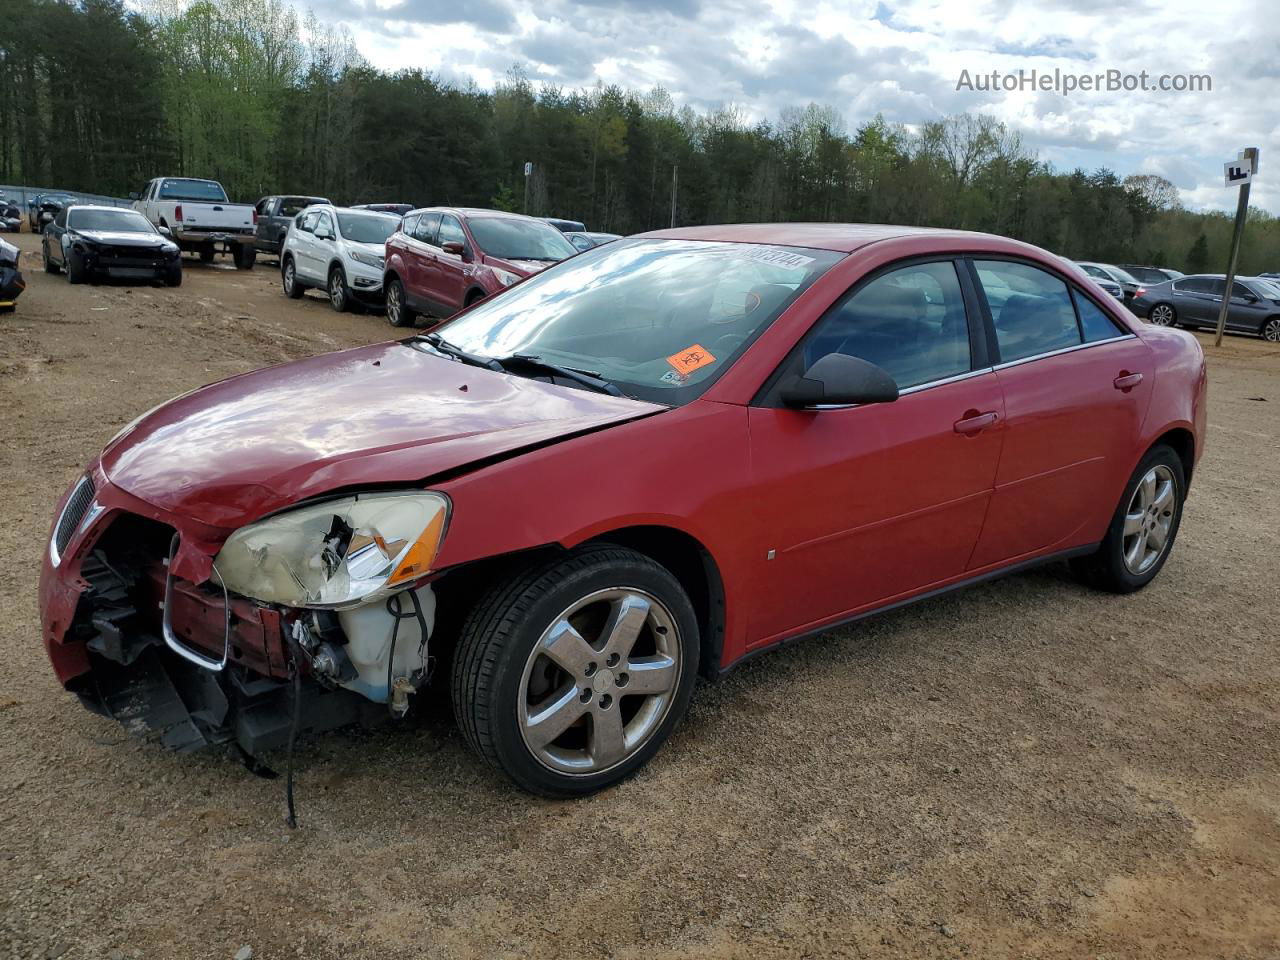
[1,230,1277,960]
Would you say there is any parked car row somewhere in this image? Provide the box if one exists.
[0,193,21,233]
[1133,273,1280,341]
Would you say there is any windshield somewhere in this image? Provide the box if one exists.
[468,217,577,262]
[337,212,399,244]
[157,179,228,202]
[437,238,844,404]
[69,209,156,234]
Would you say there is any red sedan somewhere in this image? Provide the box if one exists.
[40,223,1207,797]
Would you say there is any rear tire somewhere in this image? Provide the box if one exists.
[451,545,700,797]
[43,243,60,274]
[281,256,303,299]
[385,276,414,327]
[233,244,256,270]
[1147,303,1176,326]
[199,245,215,263]
[1070,445,1185,593]
[1262,317,1280,342]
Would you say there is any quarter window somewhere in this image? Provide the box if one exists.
[1071,290,1127,342]
[975,260,1082,363]
[803,260,973,389]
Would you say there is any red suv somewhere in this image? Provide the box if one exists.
[383,207,578,327]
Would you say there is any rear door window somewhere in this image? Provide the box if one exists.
[975,260,1082,363]
[414,212,440,246]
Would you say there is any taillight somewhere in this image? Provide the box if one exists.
[174,205,183,222]
[1135,287,1146,298]
[252,209,259,224]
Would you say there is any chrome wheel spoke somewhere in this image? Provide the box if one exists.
[589,706,627,767]
[623,655,676,695]
[1139,471,1157,509]
[602,593,650,659]
[541,619,597,676]
[524,685,588,749]
[1147,521,1168,552]
[1124,531,1148,570]
[1151,481,1174,514]
[1123,510,1145,537]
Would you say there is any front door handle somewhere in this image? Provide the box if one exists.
[954,411,998,435]
[1113,372,1143,391]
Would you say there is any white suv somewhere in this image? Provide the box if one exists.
[280,205,401,311]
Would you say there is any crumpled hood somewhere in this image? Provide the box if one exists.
[77,229,170,248]
[102,340,663,528]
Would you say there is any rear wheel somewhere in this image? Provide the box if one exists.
[199,245,215,263]
[385,276,414,327]
[281,256,303,299]
[328,266,349,313]
[43,242,59,274]
[451,545,700,796]
[1148,303,1176,326]
[1262,317,1280,342]
[1070,445,1185,593]
[233,244,256,270]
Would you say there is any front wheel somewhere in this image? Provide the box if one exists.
[1148,303,1176,326]
[1070,445,1185,593]
[164,266,182,287]
[451,545,700,796]
[1262,317,1280,342]
[328,266,349,312]
[385,276,415,327]
[66,253,87,285]
[281,257,303,299]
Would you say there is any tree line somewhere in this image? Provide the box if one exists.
[2,0,1278,274]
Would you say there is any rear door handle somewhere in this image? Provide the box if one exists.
[954,411,998,435]
[1113,372,1143,391]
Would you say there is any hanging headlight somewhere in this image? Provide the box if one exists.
[214,491,449,609]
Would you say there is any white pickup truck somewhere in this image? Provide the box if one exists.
[131,177,258,269]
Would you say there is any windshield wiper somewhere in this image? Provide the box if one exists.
[495,354,624,397]
[416,332,504,371]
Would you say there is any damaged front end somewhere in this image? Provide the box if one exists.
[0,237,25,311]
[42,471,443,760]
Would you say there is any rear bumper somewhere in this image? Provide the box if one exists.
[174,228,254,246]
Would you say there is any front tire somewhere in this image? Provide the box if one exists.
[451,545,700,797]
[1148,303,1176,326]
[385,276,415,327]
[281,256,303,298]
[164,266,182,287]
[1070,445,1185,593]
[66,253,87,285]
[328,266,349,312]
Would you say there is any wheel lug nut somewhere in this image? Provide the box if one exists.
[584,662,597,677]
[606,653,620,667]
[599,694,612,709]
[616,673,629,687]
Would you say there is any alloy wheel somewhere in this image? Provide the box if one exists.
[387,282,402,324]
[1264,318,1280,342]
[518,587,682,776]
[1122,464,1176,575]
[283,261,295,295]
[1149,304,1174,326]
[329,271,346,310]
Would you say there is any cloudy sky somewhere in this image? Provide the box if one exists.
[319,0,1277,214]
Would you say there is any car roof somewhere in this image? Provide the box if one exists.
[637,222,1058,255]
[66,204,136,213]
[315,204,398,218]
[410,206,544,222]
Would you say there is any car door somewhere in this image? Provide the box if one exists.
[292,209,321,280]
[48,208,68,265]
[408,212,441,308]
[434,214,469,312]
[1227,280,1268,332]
[967,258,1154,568]
[745,258,1005,645]
[1178,277,1221,326]
[305,210,336,282]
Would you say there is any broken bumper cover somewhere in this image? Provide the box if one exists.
[40,468,381,754]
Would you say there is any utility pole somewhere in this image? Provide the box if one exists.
[1215,147,1259,348]
[670,164,678,228]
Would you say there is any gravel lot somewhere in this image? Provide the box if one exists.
[1,230,1277,959]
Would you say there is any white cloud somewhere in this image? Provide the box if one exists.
[333,0,1278,214]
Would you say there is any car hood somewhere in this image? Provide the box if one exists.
[76,230,168,247]
[102,340,665,528]
[486,255,557,277]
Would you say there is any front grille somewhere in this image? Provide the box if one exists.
[98,246,164,266]
[52,474,95,563]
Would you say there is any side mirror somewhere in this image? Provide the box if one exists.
[779,353,899,408]
[158,225,171,237]
[316,228,333,241]
[1242,292,1258,303]
[441,240,465,256]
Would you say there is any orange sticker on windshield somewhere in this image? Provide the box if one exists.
[666,345,716,375]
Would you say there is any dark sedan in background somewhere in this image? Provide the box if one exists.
[1076,262,1143,300]
[42,204,182,286]
[0,197,21,232]
[1134,274,1280,342]
[0,236,25,310]
[1119,264,1184,285]
[29,193,76,231]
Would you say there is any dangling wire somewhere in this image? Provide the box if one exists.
[284,631,303,829]
[385,590,434,716]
